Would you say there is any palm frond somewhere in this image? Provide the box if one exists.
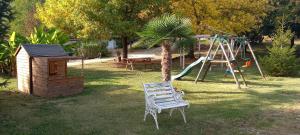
[136,14,193,48]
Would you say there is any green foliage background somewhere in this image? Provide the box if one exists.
[10,0,40,36]
[0,0,14,40]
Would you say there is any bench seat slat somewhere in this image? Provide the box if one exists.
[145,83,170,88]
[155,94,173,99]
[155,98,175,103]
[158,102,189,109]
[145,87,172,91]
[148,90,172,95]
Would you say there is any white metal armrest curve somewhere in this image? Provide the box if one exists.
[175,90,184,100]
[175,90,190,108]
[146,94,162,112]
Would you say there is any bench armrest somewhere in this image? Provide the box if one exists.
[175,90,185,101]
[145,94,162,112]
[145,94,156,106]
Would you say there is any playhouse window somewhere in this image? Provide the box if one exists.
[49,61,58,75]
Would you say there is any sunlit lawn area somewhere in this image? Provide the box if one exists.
[1,60,300,135]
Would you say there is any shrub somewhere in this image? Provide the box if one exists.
[260,25,299,76]
[78,41,109,59]
[260,46,298,76]
[27,26,69,45]
[0,32,27,75]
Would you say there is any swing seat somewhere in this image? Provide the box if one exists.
[225,69,244,74]
[242,61,252,68]
[225,70,231,75]
[234,69,244,73]
[143,81,189,129]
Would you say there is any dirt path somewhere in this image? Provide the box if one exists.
[68,47,162,66]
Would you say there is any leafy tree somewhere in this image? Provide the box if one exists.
[36,0,170,59]
[36,0,101,39]
[171,0,267,57]
[259,0,300,46]
[10,0,40,36]
[171,0,217,58]
[0,0,14,40]
[137,14,193,81]
[81,0,171,59]
[172,0,267,35]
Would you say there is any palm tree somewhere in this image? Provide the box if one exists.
[137,14,193,81]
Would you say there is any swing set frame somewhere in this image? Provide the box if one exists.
[194,35,265,89]
[232,37,265,79]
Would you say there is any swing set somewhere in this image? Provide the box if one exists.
[193,34,265,89]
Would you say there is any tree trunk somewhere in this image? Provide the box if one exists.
[11,57,17,77]
[290,36,295,48]
[161,41,172,81]
[121,36,128,59]
[187,45,195,59]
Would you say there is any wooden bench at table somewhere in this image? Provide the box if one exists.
[123,57,153,70]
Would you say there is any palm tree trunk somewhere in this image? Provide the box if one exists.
[161,41,172,81]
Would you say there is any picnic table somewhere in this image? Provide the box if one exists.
[123,57,153,70]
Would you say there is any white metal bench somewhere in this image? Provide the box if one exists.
[143,81,189,129]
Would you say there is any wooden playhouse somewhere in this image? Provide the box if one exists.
[15,44,84,97]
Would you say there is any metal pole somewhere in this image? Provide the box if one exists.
[230,38,235,55]
[220,42,241,89]
[224,40,236,61]
[183,47,185,69]
[212,44,220,60]
[180,47,182,69]
[234,44,242,57]
[81,58,84,76]
[198,39,201,58]
[195,35,217,83]
[247,42,266,79]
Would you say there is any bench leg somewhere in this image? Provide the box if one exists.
[151,112,159,129]
[144,110,149,121]
[153,114,159,129]
[145,108,159,129]
[147,110,159,129]
[169,109,174,117]
[150,111,159,129]
[179,107,187,123]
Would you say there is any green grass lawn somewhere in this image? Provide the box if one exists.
[1,61,300,135]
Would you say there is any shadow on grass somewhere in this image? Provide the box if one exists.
[185,88,300,134]
[81,84,131,96]
[186,91,244,94]
[173,73,282,88]
[1,62,300,134]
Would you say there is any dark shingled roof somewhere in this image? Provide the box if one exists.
[21,44,68,57]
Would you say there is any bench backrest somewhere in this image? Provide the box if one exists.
[143,82,176,104]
